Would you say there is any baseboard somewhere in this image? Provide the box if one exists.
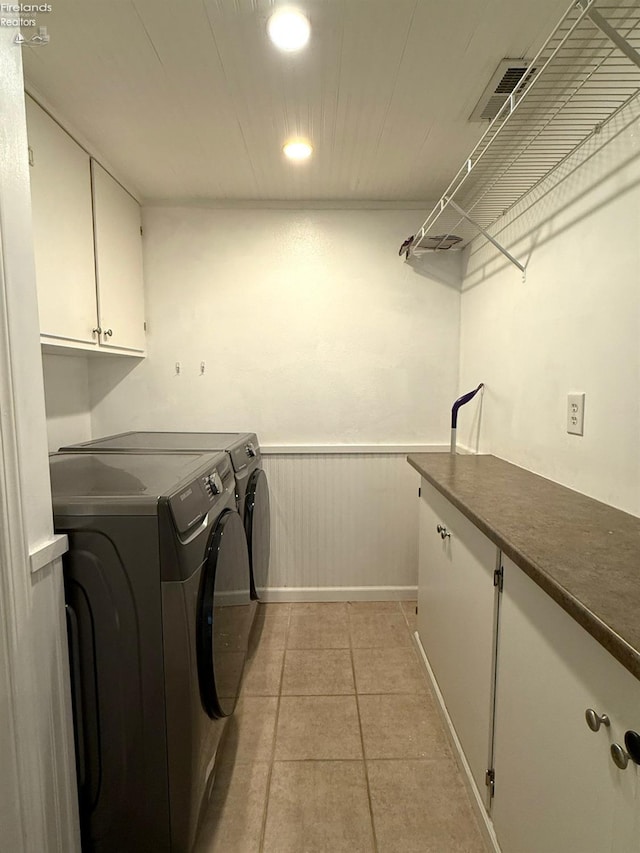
[261,444,446,455]
[413,632,502,853]
[259,585,417,602]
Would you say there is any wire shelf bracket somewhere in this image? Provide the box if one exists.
[445,197,527,277]
[584,5,640,68]
[403,0,640,275]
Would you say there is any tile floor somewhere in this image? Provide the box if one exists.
[194,601,489,853]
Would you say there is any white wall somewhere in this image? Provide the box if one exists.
[458,97,640,516]
[89,207,461,444]
[42,354,92,452]
[86,207,459,594]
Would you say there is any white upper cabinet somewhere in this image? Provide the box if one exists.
[26,95,98,346]
[91,161,145,353]
[26,97,146,356]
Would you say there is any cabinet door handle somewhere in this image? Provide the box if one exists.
[103,328,113,337]
[585,708,610,732]
[92,327,102,337]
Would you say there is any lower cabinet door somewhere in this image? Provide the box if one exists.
[492,556,640,853]
[417,479,499,802]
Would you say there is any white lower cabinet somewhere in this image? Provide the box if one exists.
[416,482,640,853]
[492,556,640,853]
[417,478,499,803]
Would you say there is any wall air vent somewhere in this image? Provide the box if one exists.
[469,59,536,122]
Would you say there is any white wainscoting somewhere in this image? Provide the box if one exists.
[261,449,427,600]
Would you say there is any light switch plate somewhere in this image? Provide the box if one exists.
[567,393,585,436]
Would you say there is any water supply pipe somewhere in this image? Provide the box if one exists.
[451,383,484,454]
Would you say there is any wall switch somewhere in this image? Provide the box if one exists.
[567,393,585,436]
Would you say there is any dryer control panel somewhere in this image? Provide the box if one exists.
[227,432,260,473]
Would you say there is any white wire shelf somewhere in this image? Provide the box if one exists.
[405,0,640,273]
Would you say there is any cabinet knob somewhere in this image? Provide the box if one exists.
[610,733,640,770]
[585,708,610,732]
[611,743,630,770]
[103,329,113,337]
[436,524,451,540]
[92,327,102,337]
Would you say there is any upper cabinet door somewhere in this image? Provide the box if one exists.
[26,96,98,344]
[91,161,146,353]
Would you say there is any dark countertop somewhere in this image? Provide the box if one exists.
[407,453,640,681]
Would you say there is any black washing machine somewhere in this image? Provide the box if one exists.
[62,431,270,600]
[51,450,254,852]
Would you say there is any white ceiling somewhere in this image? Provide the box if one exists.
[22,0,572,202]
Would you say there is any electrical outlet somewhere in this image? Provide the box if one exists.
[567,393,585,436]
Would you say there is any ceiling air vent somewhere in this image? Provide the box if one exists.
[469,59,536,122]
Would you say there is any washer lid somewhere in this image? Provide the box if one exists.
[63,431,254,452]
[50,451,223,514]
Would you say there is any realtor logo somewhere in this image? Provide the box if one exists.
[13,25,48,44]
[31,24,48,42]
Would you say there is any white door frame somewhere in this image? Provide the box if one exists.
[0,31,80,852]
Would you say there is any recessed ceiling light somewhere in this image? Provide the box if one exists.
[268,9,310,52]
[283,140,313,160]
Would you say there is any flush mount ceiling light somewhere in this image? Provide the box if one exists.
[283,140,313,160]
[268,8,310,52]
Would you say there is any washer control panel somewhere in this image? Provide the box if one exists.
[168,453,231,532]
[204,470,224,498]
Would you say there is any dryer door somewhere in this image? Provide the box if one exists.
[197,509,252,718]
[244,468,271,599]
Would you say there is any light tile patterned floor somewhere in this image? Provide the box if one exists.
[194,601,489,853]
